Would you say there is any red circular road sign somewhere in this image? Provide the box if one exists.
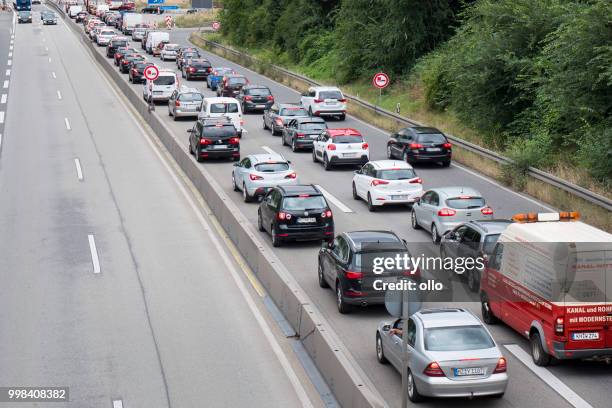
[144,65,160,81]
[372,72,390,89]
[211,21,221,31]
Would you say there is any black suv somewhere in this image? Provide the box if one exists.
[281,116,328,151]
[318,230,417,313]
[439,220,512,292]
[217,74,248,97]
[181,58,212,80]
[187,118,240,162]
[257,185,334,247]
[386,126,452,167]
[236,85,274,113]
[107,38,129,58]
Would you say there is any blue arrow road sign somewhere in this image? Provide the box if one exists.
[147,0,165,4]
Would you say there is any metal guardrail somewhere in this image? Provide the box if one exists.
[198,38,612,212]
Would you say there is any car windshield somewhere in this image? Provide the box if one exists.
[377,169,417,180]
[179,93,203,102]
[282,196,327,211]
[280,108,307,116]
[248,88,271,96]
[228,77,247,86]
[483,234,501,254]
[319,90,343,100]
[300,122,326,131]
[254,162,289,172]
[210,103,239,113]
[424,325,495,351]
[153,76,175,85]
[446,197,486,209]
[331,135,363,143]
[417,133,446,144]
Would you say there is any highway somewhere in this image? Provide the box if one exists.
[0,6,319,408]
[1,3,610,408]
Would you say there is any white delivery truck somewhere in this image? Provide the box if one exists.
[68,5,83,18]
[147,31,170,56]
[95,4,109,16]
[121,13,143,34]
[107,0,123,10]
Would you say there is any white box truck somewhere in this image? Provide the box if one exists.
[121,13,143,34]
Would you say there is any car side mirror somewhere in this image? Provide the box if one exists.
[287,160,291,164]
[382,324,391,332]
[413,196,420,204]
[402,239,408,246]
[233,162,239,167]
[354,170,360,175]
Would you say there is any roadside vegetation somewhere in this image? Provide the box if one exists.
[174,8,220,28]
[216,0,611,198]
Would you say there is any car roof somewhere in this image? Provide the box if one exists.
[368,160,414,170]
[278,103,303,109]
[204,97,239,103]
[430,186,482,198]
[294,116,325,124]
[415,308,481,328]
[466,220,512,234]
[178,86,200,94]
[244,84,269,89]
[343,230,403,250]
[277,185,321,196]
[327,128,361,137]
[411,126,443,134]
[248,153,287,164]
[310,86,341,92]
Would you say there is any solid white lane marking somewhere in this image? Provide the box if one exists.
[315,184,354,213]
[504,345,593,408]
[57,90,62,100]
[2,80,8,89]
[87,234,101,274]
[52,71,56,79]
[74,158,83,181]
[7,60,11,66]
[64,117,71,130]
[1,94,6,104]
[261,145,278,156]
[0,112,4,124]
[5,69,10,76]
[0,134,2,150]
[112,400,123,408]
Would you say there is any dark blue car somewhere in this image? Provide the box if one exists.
[206,67,235,91]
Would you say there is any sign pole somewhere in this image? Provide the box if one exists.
[400,286,409,408]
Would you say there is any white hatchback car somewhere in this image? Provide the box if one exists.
[232,153,298,202]
[197,97,244,137]
[352,160,423,211]
[312,128,369,170]
[300,86,347,120]
[160,43,180,61]
[143,70,179,103]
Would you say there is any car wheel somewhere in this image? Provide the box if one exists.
[257,211,265,232]
[128,76,132,83]
[481,294,498,325]
[168,109,173,117]
[172,114,178,121]
[195,150,204,163]
[318,261,329,288]
[232,173,239,191]
[308,107,314,117]
[271,226,282,247]
[312,149,318,163]
[352,183,359,200]
[403,151,410,164]
[411,209,421,230]
[491,393,505,399]
[407,369,424,403]
[442,160,451,167]
[530,332,551,366]
[281,134,286,146]
[336,283,351,314]
[431,224,440,244]
[291,139,298,152]
[242,183,251,203]
[323,154,331,171]
[367,193,376,212]
[181,70,185,78]
[467,269,479,292]
[242,103,247,114]
[386,145,393,159]
[376,333,388,364]
[206,81,210,89]
[263,118,268,130]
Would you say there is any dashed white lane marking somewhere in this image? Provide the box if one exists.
[74,158,83,181]
[45,46,48,52]
[87,234,101,274]
[64,117,71,130]
[315,184,354,213]
[52,71,56,79]
[112,400,123,408]
[504,345,593,408]
[0,112,4,125]
[261,146,277,156]
[7,52,11,58]
[2,80,8,89]
[9,45,12,51]
[7,60,11,66]
[0,134,2,150]
[57,90,62,100]
[48,57,52,63]
[1,94,6,104]
[5,69,10,76]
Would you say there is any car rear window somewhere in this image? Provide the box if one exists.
[282,196,327,211]
[192,62,211,68]
[254,162,289,172]
[417,133,447,144]
[319,90,343,100]
[179,93,203,102]
[210,103,239,113]
[154,75,175,85]
[424,326,495,351]
[228,77,247,86]
[203,126,237,138]
[112,41,128,47]
[280,107,308,116]
[247,88,271,96]
[377,169,417,180]
[300,122,327,131]
[332,135,363,143]
[446,197,486,209]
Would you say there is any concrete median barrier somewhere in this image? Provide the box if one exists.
[50,3,387,407]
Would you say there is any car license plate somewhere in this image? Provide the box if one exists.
[211,145,227,150]
[454,367,485,376]
[426,147,441,152]
[297,217,316,223]
[572,332,599,340]
[391,195,409,200]
[343,153,357,158]
[256,105,266,108]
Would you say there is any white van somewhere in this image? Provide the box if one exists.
[68,5,83,18]
[147,32,170,56]
[143,70,179,103]
[95,4,109,17]
[197,97,244,137]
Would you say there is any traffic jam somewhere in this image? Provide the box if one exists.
[55,2,612,405]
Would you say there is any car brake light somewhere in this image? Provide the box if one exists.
[443,143,452,149]
[493,357,507,373]
[284,172,297,179]
[229,137,240,145]
[344,271,363,279]
[410,177,422,184]
[199,138,212,145]
[296,133,305,138]
[481,207,494,215]
[175,100,180,107]
[207,67,212,72]
[362,142,369,150]
[371,179,389,186]
[249,174,263,181]
[240,120,245,126]
[327,144,336,151]
[275,118,283,126]
[313,99,323,103]
[338,98,347,103]
[267,95,274,101]
[277,212,291,220]
[423,362,445,377]
[244,96,252,101]
[188,67,196,73]
[555,317,564,334]
[409,143,424,149]
[321,209,332,218]
[437,208,456,216]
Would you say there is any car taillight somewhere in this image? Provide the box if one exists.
[362,142,369,150]
[443,142,452,149]
[437,208,456,216]
[240,120,245,126]
[423,362,445,377]
[371,179,389,186]
[313,99,323,103]
[267,95,274,101]
[284,172,297,179]
[410,177,422,184]
[327,144,336,150]
[338,98,347,103]
[249,174,263,181]
[344,271,363,279]
[188,67,195,73]
[199,138,212,145]
[555,317,564,335]
[207,67,212,72]
[296,133,305,138]
[244,96,252,101]
[131,68,137,74]
[409,143,424,149]
[481,207,494,215]
[115,53,121,58]
[228,137,240,145]
[321,209,332,218]
[493,357,507,374]
[175,100,180,107]
[275,118,283,126]
[277,212,292,221]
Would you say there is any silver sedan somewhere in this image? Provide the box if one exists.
[168,88,203,120]
[376,308,508,402]
[232,153,299,202]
